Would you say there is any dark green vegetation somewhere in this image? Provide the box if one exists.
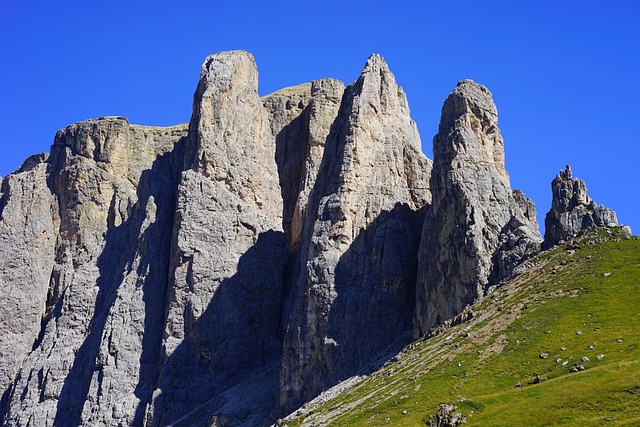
[283,228,640,426]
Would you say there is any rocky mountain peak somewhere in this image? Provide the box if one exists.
[199,50,257,94]
[278,53,431,411]
[188,49,282,223]
[415,79,541,334]
[552,164,590,212]
[0,50,628,427]
[348,54,420,150]
[543,165,622,248]
[436,79,506,179]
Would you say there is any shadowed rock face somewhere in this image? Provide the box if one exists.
[1,117,188,427]
[277,54,432,412]
[414,80,541,335]
[264,78,345,249]
[145,50,289,425]
[0,51,623,426]
[543,165,619,248]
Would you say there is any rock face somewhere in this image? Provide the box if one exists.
[543,165,619,248]
[0,51,624,426]
[278,54,432,412]
[414,80,541,335]
[264,78,345,248]
[150,50,287,425]
[0,154,56,396]
[1,117,188,427]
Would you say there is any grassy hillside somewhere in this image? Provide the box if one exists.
[282,227,640,426]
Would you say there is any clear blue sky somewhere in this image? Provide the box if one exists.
[1,1,639,234]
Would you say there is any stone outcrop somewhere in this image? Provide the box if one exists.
[414,80,541,335]
[151,50,287,425]
[428,403,467,427]
[512,189,538,226]
[278,54,432,412]
[264,78,345,248]
[0,50,626,427]
[1,117,188,426]
[543,165,620,248]
[0,154,56,396]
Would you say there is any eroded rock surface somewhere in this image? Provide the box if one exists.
[266,79,346,248]
[543,165,620,248]
[151,51,286,425]
[278,54,432,412]
[2,117,187,426]
[0,51,627,427]
[0,154,56,396]
[415,80,541,335]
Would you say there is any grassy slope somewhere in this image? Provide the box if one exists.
[283,228,640,426]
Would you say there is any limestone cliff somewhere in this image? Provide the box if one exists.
[0,154,56,396]
[278,54,432,411]
[414,80,542,335]
[0,51,626,427]
[151,50,286,425]
[1,117,187,426]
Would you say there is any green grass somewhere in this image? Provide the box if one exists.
[283,228,640,426]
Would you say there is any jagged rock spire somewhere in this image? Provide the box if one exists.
[187,50,283,223]
[435,79,507,178]
[415,80,541,335]
[278,53,432,412]
[543,165,620,248]
[152,50,287,424]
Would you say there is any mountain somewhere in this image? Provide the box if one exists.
[0,50,631,426]
[279,226,640,426]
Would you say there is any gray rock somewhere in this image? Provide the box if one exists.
[543,165,619,248]
[570,364,586,372]
[512,189,538,227]
[0,154,56,394]
[150,50,287,425]
[428,403,467,427]
[528,372,544,384]
[2,117,188,426]
[185,50,283,225]
[265,78,345,248]
[263,82,313,138]
[278,54,432,413]
[415,80,541,334]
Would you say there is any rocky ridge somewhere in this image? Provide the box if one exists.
[543,165,620,248]
[0,50,627,426]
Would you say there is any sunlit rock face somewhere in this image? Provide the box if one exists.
[1,116,188,426]
[414,80,541,336]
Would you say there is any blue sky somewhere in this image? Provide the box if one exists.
[1,1,639,234]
